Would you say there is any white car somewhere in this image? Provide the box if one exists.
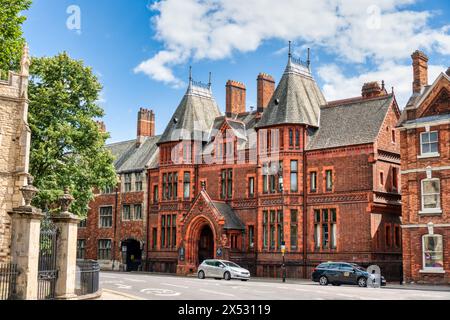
[197,259,250,281]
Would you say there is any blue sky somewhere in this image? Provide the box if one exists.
[23,0,450,143]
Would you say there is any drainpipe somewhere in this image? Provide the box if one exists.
[145,168,151,271]
[302,127,308,279]
[112,181,119,271]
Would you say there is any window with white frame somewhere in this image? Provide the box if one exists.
[124,173,132,192]
[98,239,112,260]
[122,204,131,220]
[421,178,441,212]
[135,172,143,191]
[99,206,113,228]
[134,204,142,220]
[422,234,443,270]
[420,131,439,156]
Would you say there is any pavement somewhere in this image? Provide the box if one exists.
[96,271,450,300]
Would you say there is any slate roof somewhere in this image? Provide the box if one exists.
[211,201,245,230]
[158,80,222,144]
[106,135,160,173]
[307,94,394,150]
[256,57,326,128]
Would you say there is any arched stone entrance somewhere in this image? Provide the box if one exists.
[198,225,214,264]
[183,215,217,270]
[121,239,142,272]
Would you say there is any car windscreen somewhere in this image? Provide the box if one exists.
[223,261,240,268]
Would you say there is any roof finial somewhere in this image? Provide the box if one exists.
[288,41,292,58]
[307,48,311,69]
[391,86,394,95]
[381,80,385,91]
[208,71,212,89]
[189,66,192,83]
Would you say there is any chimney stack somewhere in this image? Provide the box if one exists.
[257,73,275,112]
[411,50,429,94]
[96,121,106,133]
[137,108,155,146]
[226,80,246,116]
[361,81,384,98]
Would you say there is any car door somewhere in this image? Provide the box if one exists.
[326,263,341,283]
[203,260,213,278]
[215,261,226,278]
[339,264,356,284]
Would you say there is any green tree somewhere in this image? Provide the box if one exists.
[0,0,32,71]
[28,52,117,217]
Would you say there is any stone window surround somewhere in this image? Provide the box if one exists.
[121,203,143,221]
[97,238,113,261]
[420,233,445,274]
[419,177,442,215]
[98,205,113,229]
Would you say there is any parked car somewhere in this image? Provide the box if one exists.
[312,262,387,287]
[198,259,250,281]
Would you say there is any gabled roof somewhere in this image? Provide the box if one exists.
[307,94,394,150]
[256,57,326,128]
[158,80,221,144]
[211,201,245,230]
[106,135,160,173]
[398,71,450,126]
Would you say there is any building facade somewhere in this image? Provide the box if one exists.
[0,46,31,262]
[79,50,403,279]
[398,51,450,284]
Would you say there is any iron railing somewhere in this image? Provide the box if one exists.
[0,263,19,300]
[76,260,100,296]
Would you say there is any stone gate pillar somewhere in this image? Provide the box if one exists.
[8,178,44,300]
[52,188,79,300]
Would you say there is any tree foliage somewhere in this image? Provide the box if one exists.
[0,0,32,71]
[28,52,117,216]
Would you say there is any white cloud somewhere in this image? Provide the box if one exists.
[136,0,450,88]
[317,62,446,108]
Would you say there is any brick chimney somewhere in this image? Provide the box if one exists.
[96,121,106,133]
[257,73,275,112]
[411,50,429,94]
[361,81,384,98]
[137,108,155,146]
[226,80,246,116]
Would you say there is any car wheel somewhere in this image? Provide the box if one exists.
[224,272,231,281]
[358,277,367,287]
[241,279,248,282]
[198,270,205,279]
[319,276,329,286]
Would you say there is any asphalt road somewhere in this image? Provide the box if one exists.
[99,271,450,300]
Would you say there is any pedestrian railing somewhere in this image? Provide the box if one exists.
[75,260,100,296]
[0,263,19,300]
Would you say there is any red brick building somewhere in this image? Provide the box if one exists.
[78,49,403,279]
[398,51,450,284]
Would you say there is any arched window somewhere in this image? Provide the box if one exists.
[422,234,443,271]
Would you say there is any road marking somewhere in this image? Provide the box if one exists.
[115,284,132,289]
[140,288,181,296]
[200,289,235,297]
[125,278,146,283]
[161,283,189,289]
[336,293,356,298]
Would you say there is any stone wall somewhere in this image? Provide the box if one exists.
[0,47,31,262]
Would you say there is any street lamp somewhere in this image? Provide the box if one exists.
[278,165,286,283]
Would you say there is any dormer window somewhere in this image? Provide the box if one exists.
[420,131,439,157]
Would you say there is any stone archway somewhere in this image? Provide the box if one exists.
[184,215,217,269]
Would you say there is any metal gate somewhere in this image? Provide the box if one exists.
[37,214,58,300]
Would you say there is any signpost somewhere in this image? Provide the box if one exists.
[281,241,286,283]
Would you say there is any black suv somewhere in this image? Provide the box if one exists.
[312,262,386,287]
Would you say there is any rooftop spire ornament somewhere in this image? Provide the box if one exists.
[59,186,74,214]
[20,175,38,207]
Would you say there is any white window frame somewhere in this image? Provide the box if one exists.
[418,131,439,158]
[421,234,444,273]
[98,206,113,228]
[122,204,131,221]
[134,204,143,220]
[419,178,442,215]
